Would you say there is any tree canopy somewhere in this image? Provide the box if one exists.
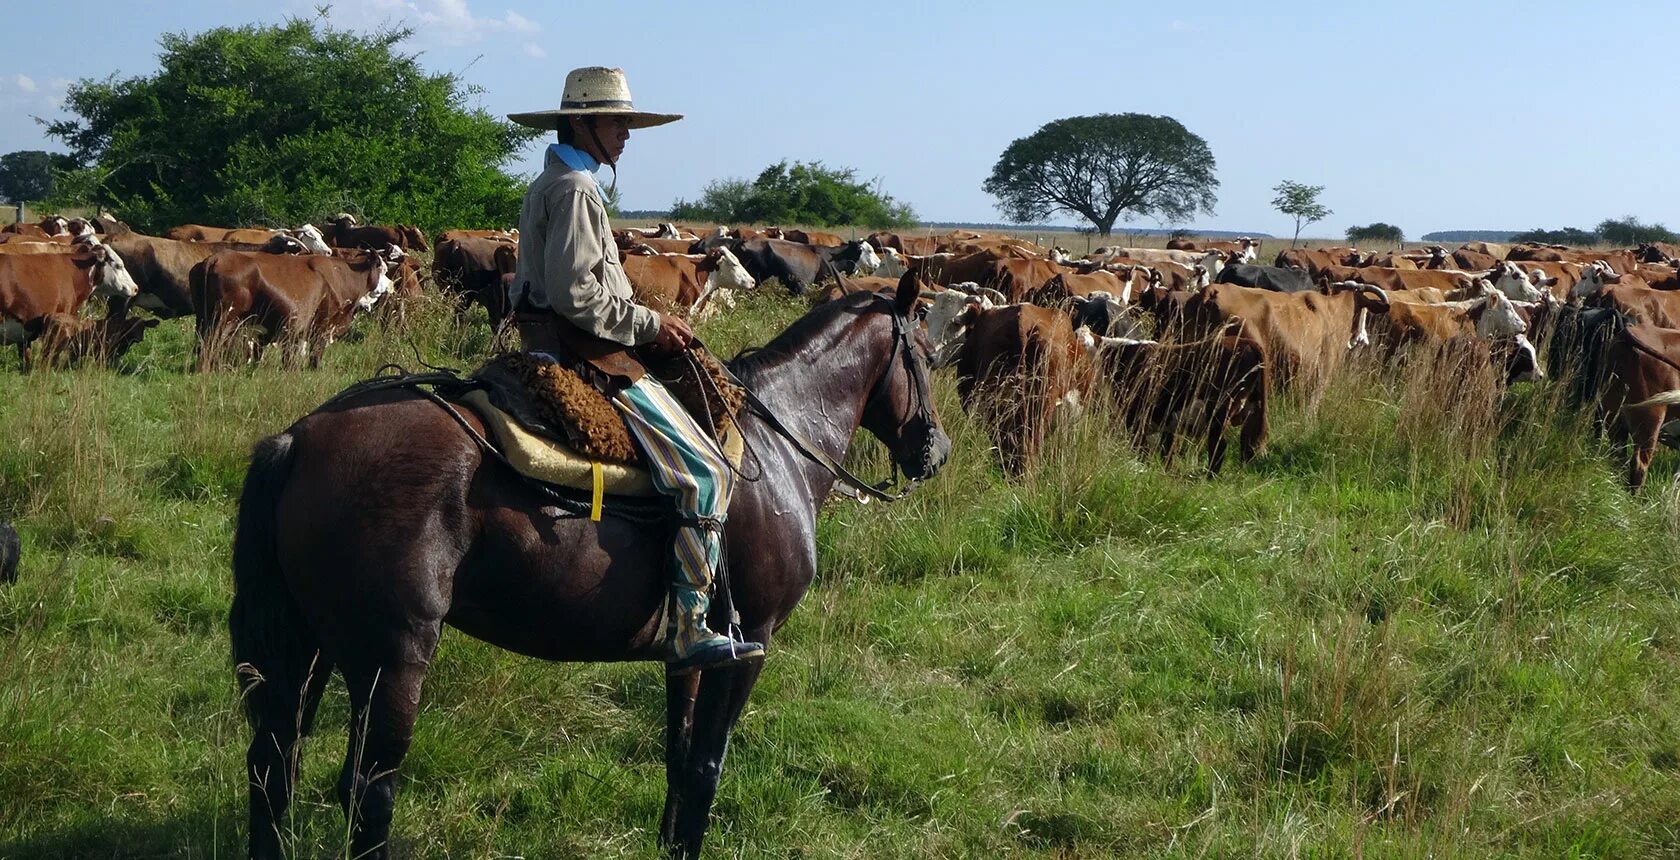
[983,113,1218,238]
[1271,180,1331,247]
[1510,226,1602,246]
[669,161,914,229]
[43,18,539,232]
[1596,216,1676,246]
[0,151,65,203]
[1346,222,1404,245]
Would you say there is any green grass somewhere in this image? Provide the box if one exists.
[3,285,1680,858]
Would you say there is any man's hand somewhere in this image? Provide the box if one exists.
[652,313,694,353]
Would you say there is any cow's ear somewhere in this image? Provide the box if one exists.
[894,270,920,315]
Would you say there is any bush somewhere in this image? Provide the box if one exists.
[1346,222,1404,245]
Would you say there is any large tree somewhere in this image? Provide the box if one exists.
[983,113,1217,238]
[44,18,539,233]
[0,151,61,203]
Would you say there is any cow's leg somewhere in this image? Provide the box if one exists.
[245,650,335,860]
[1625,407,1662,490]
[664,651,766,859]
[336,651,436,860]
[659,670,702,847]
[1205,401,1235,474]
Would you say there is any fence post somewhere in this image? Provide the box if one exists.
[12,202,21,225]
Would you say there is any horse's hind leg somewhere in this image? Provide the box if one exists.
[665,658,766,859]
[243,649,335,860]
[337,652,436,860]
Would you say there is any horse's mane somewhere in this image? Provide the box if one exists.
[728,291,883,376]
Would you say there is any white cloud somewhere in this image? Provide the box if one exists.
[14,74,37,93]
[321,0,543,47]
[523,42,546,59]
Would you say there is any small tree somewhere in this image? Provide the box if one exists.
[1346,222,1405,246]
[0,151,61,203]
[983,113,1217,238]
[1272,180,1331,247]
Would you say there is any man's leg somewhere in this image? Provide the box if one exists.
[615,376,763,671]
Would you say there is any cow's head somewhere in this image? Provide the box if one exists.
[1569,261,1618,302]
[264,235,307,255]
[852,240,882,276]
[1196,250,1225,282]
[332,212,358,226]
[1488,261,1543,302]
[1066,290,1129,337]
[1475,291,1541,382]
[291,224,333,255]
[923,287,991,368]
[692,247,753,317]
[356,247,400,311]
[80,242,140,300]
[40,215,69,236]
[65,218,94,240]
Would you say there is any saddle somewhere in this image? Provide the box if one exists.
[462,350,746,500]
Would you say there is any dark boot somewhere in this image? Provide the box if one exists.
[667,585,763,673]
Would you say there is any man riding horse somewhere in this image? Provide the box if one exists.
[505,67,763,672]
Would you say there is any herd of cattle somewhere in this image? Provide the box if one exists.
[5,212,1680,488]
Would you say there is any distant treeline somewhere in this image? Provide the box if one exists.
[621,212,1276,239]
[1420,230,1520,243]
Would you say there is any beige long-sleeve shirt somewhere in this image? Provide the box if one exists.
[511,148,660,346]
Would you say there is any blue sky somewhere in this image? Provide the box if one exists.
[1,0,1673,237]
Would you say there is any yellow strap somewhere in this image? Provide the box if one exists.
[590,462,604,522]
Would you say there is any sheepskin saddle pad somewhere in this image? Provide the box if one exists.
[465,351,745,497]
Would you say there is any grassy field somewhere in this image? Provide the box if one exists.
[3,275,1680,858]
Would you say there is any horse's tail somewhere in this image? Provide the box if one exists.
[229,432,311,727]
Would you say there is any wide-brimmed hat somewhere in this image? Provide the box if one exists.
[507,67,682,131]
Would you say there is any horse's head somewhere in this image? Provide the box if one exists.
[860,273,951,481]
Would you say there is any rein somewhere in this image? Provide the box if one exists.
[703,294,928,504]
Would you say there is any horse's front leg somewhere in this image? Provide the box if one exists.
[659,670,702,847]
[664,642,769,860]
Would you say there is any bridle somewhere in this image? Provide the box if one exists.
[709,293,935,504]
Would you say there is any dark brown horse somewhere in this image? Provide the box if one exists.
[230,274,949,859]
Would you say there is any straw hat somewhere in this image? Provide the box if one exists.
[507,67,681,131]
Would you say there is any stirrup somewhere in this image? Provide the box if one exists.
[667,636,765,674]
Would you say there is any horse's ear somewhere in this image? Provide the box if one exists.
[894,270,919,315]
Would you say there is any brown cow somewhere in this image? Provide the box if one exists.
[434,236,516,317]
[1318,265,1478,295]
[929,301,1092,474]
[25,312,159,368]
[193,249,397,368]
[437,229,517,244]
[1080,326,1268,473]
[0,244,141,367]
[321,215,406,251]
[1274,247,1364,276]
[1598,321,1680,488]
[1586,283,1680,328]
[1508,245,1638,275]
[1453,248,1500,270]
[1182,281,1389,390]
[621,248,755,318]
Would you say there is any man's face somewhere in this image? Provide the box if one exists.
[573,116,632,163]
